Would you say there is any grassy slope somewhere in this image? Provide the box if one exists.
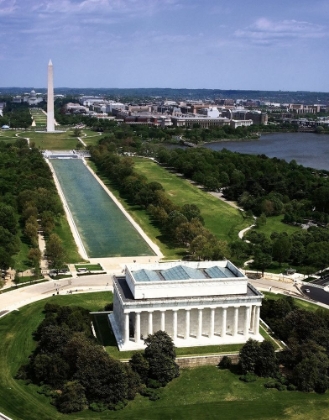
[132,157,250,242]
[53,216,84,263]
[1,293,329,420]
[256,215,300,237]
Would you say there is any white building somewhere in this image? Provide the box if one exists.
[109,261,263,351]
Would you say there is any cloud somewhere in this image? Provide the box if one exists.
[0,0,17,15]
[235,18,328,46]
[29,0,181,17]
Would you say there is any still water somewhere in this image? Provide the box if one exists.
[51,159,155,258]
[203,133,329,171]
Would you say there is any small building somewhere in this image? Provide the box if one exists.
[109,261,263,351]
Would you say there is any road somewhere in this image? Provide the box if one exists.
[0,274,115,315]
[300,284,329,306]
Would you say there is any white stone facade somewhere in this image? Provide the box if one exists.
[109,261,263,351]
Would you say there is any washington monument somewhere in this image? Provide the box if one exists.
[47,59,55,132]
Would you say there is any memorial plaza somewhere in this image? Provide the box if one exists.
[109,260,263,350]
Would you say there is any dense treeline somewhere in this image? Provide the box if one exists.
[244,228,329,273]
[90,144,229,260]
[0,140,64,272]
[261,296,329,393]
[220,297,329,393]
[155,147,329,271]
[17,304,179,413]
[0,102,32,129]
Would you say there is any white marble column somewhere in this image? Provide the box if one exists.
[172,310,178,339]
[135,312,141,343]
[254,306,260,335]
[209,308,215,339]
[221,307,227,337]
[124,312,129,344]
[185,309,190,339]
[232,307,239,336]
[148,311,153,335]
[197,309,203,339]
[250,305,255,331]
[244,306,250,336]
[160,310,165,331]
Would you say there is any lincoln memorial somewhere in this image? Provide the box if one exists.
[109,261,263,351]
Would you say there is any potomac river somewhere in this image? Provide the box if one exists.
[203,133,329,171]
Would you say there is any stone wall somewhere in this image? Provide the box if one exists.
[176,353,239,368]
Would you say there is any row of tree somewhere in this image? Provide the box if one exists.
[0,140,64,275]
[17,303,179,413]
[0,102,32,129]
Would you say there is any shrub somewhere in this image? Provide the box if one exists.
[140,387,161,401]
[287,384,297,391]
[218,356,232,369]
[146,378,162,389]
[264,380,277,389]
[89,402,108,412]
[104,303,113,311]
[275,383,287,391]
[108,400,127,411]
[239,373,257,383]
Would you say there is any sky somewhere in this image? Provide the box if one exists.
[1,0,329,91]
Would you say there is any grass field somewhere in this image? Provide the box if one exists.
[30,108,47,127]
[16,131,79,150]
[132,157,251,242]
[1,292,329,420]
[53,215,85,263]
[81,131,104,146]
[0,129,21,143]
[256,215,300,237]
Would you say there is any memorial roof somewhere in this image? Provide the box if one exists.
[132,264,236,283]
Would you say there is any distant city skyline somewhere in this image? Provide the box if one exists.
[1,0,329,92]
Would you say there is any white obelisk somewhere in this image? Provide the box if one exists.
[47,59,55,132]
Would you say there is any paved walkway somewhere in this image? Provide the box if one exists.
[0,274,114,315]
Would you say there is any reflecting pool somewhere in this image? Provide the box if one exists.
[51,159,155,258]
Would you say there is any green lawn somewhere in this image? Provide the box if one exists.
[1,293,329,420]
[75,263,104,271]
[132,157,251,242]
[256,215,300,237]
[81,130,103,146]
[0,129,21,143]
[53,215,85,263]
[16,130,79,150]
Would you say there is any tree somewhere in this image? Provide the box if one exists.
[253,250,272,276]
[239,339,260,374]
[292,353,329,393]
[144,331,179,386]
[255,340,278,377]
[46,233,66,272]
[55,381,88,414]
[129,352,149,384]
[28,248,41,268]
[272,235,291,265]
